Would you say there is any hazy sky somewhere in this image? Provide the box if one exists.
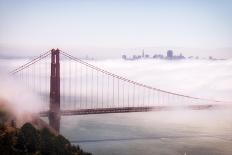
[0,0,232,58]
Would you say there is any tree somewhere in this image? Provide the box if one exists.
[20,123,39,153]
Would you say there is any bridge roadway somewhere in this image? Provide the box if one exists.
[39,104,221,117]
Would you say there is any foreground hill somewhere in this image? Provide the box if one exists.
[0,100,91,155]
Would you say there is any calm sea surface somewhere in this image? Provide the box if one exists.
[61,110,232,155]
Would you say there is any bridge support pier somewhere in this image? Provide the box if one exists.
[49,49,60,132]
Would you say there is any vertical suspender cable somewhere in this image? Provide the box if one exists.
[91,68,93,108]
[127,83,130,107]
[138,86,140,107]
[122,81,124,107]
[96,70,99,108]
[143,87,145,106]
[69,59,71,109]
[147,89,150,106]
[85,65,88,108]
[33,61,35,91]
[107,75,109,108]
[74,61,77,109]
[118,79,119,108]
[39,58,41,104]
[80,64,82,109]
[151,90,154,106]
[102,73,104,108]
[45,58,48,107]
[112,76,114,107]
[62,59,65,110]
[133,83,135,107]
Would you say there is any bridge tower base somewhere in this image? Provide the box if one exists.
[49,49,61,132]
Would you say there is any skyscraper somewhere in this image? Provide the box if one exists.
[167,50,173,59]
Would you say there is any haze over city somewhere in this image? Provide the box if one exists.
[0,0,232,59]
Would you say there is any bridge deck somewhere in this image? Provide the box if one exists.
[39,104,220,117]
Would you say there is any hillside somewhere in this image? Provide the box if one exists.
[0,99,91,155]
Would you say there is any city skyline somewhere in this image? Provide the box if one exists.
[122,49,223,61]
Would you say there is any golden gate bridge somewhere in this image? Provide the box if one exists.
[10,49,231,132]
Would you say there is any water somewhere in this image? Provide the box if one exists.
[1,58,232,155]
[60,110,232,155]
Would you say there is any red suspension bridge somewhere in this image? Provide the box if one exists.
[10,49,230,132]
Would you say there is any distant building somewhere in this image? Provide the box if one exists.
[153,54,163,59]
[178,53,185,59]
[142,50,145,57]
[133,55,138,60]
[167,50,173,59]
[122,55,127,60]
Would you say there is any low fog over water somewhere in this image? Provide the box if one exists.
[1,58,232,155]
[91,59,232,101]
[62,58,232,155]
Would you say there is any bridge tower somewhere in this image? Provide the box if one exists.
[49,49,61,132]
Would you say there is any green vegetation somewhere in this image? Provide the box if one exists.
[0,108,91,155]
